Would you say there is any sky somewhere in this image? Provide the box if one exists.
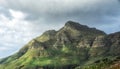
[0,0,120,58]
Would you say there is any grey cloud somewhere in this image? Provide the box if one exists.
[0,7,12,19]
[1,0,119,19]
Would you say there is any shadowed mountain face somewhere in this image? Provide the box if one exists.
[0,21,120,69]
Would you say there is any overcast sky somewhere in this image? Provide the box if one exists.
[0,0,120,58]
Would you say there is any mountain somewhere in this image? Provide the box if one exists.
[0,21,120,69]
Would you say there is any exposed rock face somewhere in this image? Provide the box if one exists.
[0,21,120,69]
[108,32,120,55]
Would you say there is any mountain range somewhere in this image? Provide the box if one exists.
[0,21,120,69]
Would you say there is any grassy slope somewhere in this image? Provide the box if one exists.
[0,44,83,69]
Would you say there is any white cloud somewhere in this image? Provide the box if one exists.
[0,9,35,58]
[9,9,26,19]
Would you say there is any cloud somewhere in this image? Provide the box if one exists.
[0,9,34,58]
[0,7,12,19]
[1,0,120,23]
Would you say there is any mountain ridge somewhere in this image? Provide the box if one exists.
[0,21,120,69]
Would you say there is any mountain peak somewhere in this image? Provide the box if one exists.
[64,21,106,35]
[65,21,83,28]
[65,21,80,26]
[64,21,89,29]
